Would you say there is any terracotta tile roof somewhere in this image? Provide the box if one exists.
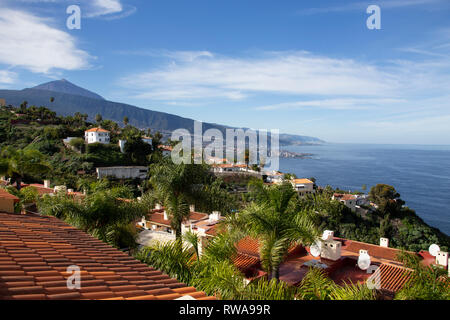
[0,189,20,203]
[190,218,223,237]
[292,179,313,185]
[333,193,357,201]
[0,212,211,300]
[417,250,436,266]
[158,145,173,152]
[235,237,299,260]
[236,237,260,257]
[22,184,54,196]
[232,253,260,271]
[377,263,413,293]
[340,239,406,262]
[85,128,109,133]
[147,208,208,227]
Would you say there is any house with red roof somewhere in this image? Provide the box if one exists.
[230,229,449,298]
[332,193,358,212]
[290,178,315,195]
[0,189,20,214]
[85,127,110,144]
[139,204,209,237]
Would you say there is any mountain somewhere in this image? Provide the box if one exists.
[32,79,105,100]
[0,81,324,145]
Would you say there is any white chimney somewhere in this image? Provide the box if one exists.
[163,210,168,221]
[320,239,341,261]
[209,211,221,222]
[436,251,448,267]
[322,230,334,241]
[190,204,195,212]
[44,180,51,188]
[380,237,389,248]
[155,203,162,210]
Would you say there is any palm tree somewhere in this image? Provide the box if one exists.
[297,267,377,300]
[149,160,211,240]
[0,147,50,190]
[95,114,102,125]
[38,186,146,249]
[226,182,319,281]
[183,230,200,261]
[136,233,299,300]
[123,116,129,126]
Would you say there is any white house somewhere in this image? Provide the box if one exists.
[332,193,357,212]
[290,178,315,195]
[264,171,285,184]
[96,166,148,180]
[212,163,248,173]
[85,128,110,144]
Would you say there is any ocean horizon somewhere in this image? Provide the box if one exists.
[281,143,450,236]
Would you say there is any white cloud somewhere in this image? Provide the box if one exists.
[120,51,403,101]
[255,98,407,111]
[0,70,18,84]
[0,8,91,73]
[12,0,135,19]
[297,0,447,15]
[85,0,122,17]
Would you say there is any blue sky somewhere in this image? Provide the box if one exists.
[0,0,449,144]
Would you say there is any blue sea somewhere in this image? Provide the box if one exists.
[280,143,450,236]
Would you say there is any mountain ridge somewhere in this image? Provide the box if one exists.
[0,80,324,145]
[31,79,105,101]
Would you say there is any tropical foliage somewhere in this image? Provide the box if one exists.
[0,147,50,190]
[395,252,449,300]
[226,181,319,280]
[38,185,146,249]
[297,267,377,300]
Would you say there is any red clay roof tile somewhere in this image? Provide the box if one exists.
[0,212,213,300]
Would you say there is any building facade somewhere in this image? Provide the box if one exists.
[85,128,110,144]
[291,178,315,195]
[96,166,149,180]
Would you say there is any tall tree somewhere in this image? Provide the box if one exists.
[226,182,318,281]
[0,147,50,190]
[369,184,405,217]
[38,186,146,249]
[95,114,103,125]
[149,160,211,240]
